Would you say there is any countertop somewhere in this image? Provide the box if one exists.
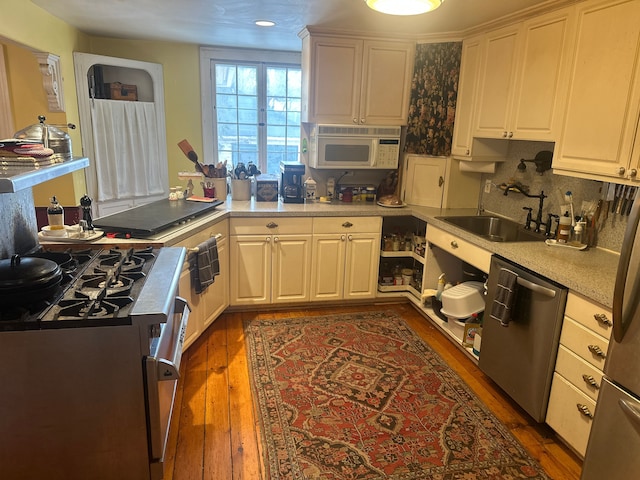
[39,195,618,308]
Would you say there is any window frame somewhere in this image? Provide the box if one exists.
[199,47,302,170]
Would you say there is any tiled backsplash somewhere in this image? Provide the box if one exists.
[480,140,626,253]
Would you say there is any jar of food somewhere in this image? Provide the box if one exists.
[383,235,393,251]
[392,234,400,251]
[366,186,376,202]
[401,268,413,286]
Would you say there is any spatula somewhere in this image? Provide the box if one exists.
[177,139,209,176]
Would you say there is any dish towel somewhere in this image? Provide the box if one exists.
[490,268,518,327]
[189,236,220,294]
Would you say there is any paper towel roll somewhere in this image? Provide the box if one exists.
[459,161,496,173]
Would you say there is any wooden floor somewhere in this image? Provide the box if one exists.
[163,303,582,480]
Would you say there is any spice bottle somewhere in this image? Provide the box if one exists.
[557,211,571,243]
[47,196,64,230]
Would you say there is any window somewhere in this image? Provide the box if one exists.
[200,48,302,176]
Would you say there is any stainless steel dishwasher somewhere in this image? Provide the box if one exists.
[479,255,567,422]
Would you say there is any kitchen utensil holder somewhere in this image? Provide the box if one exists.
[231,179,251,201]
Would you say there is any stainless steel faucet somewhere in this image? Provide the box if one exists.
[503,184,547,233]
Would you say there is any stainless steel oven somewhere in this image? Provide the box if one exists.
[0,246,188,480]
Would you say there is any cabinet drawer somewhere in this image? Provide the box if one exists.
[546,372,595,457]
[176,219,228,249]
[560,317,609,370]
[230,217,312,235]
[565,292,612,340]
[555,345,603,401]
[426,225,491,273]
[313,216,381,234]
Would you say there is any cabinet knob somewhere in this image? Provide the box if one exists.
[508,132,513,138]
[619,167,626,175]
[502,131,508,138]
[342,221,353,228]
[273,236,279,243]
[594,313,612,327]
[353,118,358,124]
[360,118,365,124]
[347,234,353,241]
[450,240,458,249]
[631,169,638,178]
[341,234,346,241]
[582,374,600,389]
[576,403,594,419]
[266,222,278,228]
[587,344,606,358]
[266,236,271,242]
[466,149,470,155]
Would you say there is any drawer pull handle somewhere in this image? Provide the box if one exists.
[266,222,278,229]
[594,313,612,327]
[577,403,594,419]
[588,344,606,358]
[582,374,600,389]
[450,240,458,249]
[342,221,354,228]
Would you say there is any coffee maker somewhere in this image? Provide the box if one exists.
[280,162,305,203]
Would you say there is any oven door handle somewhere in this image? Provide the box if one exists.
[516,277,556,298]
[156,296,189,381]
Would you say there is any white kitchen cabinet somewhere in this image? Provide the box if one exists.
[310,217,381,301]
[229,218,312,306]
[474,7,575,142]
[401,155,480,209]
[300,29,415,126]
[178,219,229,350]
[553,0,640,183]
[546,291,613,457]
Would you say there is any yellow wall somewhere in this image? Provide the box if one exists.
[1,0,90,206]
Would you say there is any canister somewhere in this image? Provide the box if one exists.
[401,268,413,285]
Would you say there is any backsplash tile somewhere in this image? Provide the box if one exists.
[480,140,626,253]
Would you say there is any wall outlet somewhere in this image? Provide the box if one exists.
[484,179,492,193]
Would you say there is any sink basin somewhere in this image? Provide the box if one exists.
[436,215,544,242]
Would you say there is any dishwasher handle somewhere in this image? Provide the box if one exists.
[516,277,556,298]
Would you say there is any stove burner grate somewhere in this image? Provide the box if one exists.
[53,296,134,321]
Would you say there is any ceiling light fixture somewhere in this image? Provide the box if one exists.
[364,0,445,16]
[255,20,276,27]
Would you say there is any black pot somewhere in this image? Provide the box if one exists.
[0,255,62,306]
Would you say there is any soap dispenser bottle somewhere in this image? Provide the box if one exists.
[47,196,64,230]
[557,211,572,243]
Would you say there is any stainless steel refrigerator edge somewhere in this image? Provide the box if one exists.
[582,189,640,479]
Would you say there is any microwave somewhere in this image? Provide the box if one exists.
[308,124,401,169]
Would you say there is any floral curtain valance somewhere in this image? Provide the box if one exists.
[404,42,462,157]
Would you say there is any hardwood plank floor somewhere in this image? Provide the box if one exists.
[164,303,582,480]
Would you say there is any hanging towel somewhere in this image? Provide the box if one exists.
[189,236,220,294]
[490,268,518,327]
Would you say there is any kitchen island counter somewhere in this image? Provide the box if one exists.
[39,196,617,307]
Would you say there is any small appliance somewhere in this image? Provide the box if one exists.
[280,162,305,203]
[309,124,401,169]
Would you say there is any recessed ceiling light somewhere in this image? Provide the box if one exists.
[364,0,445,16]
[255,20,276,27]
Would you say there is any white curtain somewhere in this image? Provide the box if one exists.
[90,99,165,202]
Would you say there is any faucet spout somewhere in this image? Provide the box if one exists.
[503,185,547,233]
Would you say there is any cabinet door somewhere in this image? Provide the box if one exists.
[554,0,640,180]
[229,235,271,306]
[344,233,380,299]
[510,7,576,141]
[180,261,203,350]
[272,234,312,304]
[306,36,362,124]
[402,155,446,207]
[310,234,346,301]
[203,235,228,329]
[360,40,414,126]
[451,36,483,157]
[474,25,521,139]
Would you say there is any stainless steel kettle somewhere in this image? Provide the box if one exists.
[14,115,75,161]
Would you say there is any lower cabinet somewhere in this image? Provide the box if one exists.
[545,291,612,457]
[229,217,313,306]
[310,217,381,301]
[178,219,229,350]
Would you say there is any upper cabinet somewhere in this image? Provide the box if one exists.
[553,0,640,183]
[473,7,576,142]
[300,28,415,126]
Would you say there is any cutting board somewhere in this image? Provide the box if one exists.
[93,198,223,237]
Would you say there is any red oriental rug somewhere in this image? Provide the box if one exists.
[244,311,550,479]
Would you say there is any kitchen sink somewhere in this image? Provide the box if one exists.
[436,215,544,242]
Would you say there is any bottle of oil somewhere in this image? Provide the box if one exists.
[47,196,64,230]
[556,211,572,243]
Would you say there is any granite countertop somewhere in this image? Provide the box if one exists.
[40,195,618,307]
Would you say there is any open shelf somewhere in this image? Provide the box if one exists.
[380,250,426,264]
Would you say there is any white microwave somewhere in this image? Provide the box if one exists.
[308,124,401,169]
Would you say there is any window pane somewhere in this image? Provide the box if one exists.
[215,65,237,94]
[237,66,257,95]
[267,67,287,97]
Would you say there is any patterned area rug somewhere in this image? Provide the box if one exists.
[244,311,550,479]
